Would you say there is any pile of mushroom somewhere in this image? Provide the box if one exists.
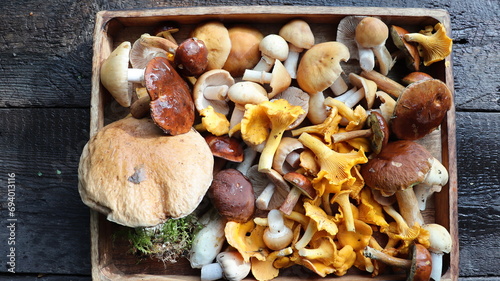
[97,15,454,281]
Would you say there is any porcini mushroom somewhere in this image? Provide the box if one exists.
[364,243,432,281]
[205,135,244,162]
[278,18,315,78]
[209,169,255,222]
[78,117,213,227]
[296,41,350,124]
[174,37,209,77]
[361,70,452,140]
[421,223,452,281]
[355,17,394,75]
[404,23,453,66]
[360,140,438,227]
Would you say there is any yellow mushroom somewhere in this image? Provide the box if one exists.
[224,220,267,262]
[337,219,374,273]
[194,105,230,136]
[357,187,389,228]
[242,99,305,173]
[251,247,293,281]
[404,23,453,66]
[291,106,343,145]
[324,97,368,131]
[297,132,368,197]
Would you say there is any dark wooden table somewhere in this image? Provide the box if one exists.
[0,0,498,280]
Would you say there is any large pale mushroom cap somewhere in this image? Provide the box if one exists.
[100,41,133,107]
[78,117,214,228]
[191,21,231,70]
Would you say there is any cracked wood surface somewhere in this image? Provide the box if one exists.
[0,0,498,280]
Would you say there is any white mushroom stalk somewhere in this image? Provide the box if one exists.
[253,34,289,71]
[256,183,276,210]
[200,251,251,281]
[422,223,452,281]
[203,85,229,100]
[189,209,227,269]
[414,157,449,210]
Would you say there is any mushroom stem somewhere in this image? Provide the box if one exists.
[294,219,317,249]
[127,68,145,84]
[330,76,349,96]
[430,252,444,281]
[340,88,365,108]
[236,147,258,176]
[307,92,328,124]
[334,86,358,103]
[395,188,424,227]
[372,45,394,76]
[204,85,229,100]
[242,69,273,84]
[331,190,356,232]
[360,70,405,98]
[357,45,376,71]
[253,56,275,72]
[279,187,302,215]
[256,183,276,210]
[331,129,372,143]
[363,246,412,268]
[283,47,300,79]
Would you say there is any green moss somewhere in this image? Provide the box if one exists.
[122,214,203,264]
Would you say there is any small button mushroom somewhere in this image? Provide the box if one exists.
[364,243,432,281]
[390,25,421,71]
[421,223,452,281]
[361,70,452,140]
[193,69,234,116]
[279,172,315,215]
[242,59,292,99]
[227,81,269,132]
[296,41,350,124]
[200,251,251,281]
[223,25,264,77]
[209,169,255,222]
[174,37,209,77]
[355,17,394,75]
[263,209,294,250]
[278,19,315,79]
[404,23,453,66]
[191,21,231,70]
[252,34,289,71]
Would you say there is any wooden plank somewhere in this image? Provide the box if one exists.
[0,108,92,275]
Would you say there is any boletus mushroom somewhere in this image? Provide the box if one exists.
[364,243,432,281]
[361,70,452,140]
[78,117,214,227]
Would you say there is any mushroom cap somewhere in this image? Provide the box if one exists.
[152,21,180,38]
[278,19,315,50]
[272,86,310,129]
[205,134,244,162]
[391,79,452,140]
[422,223,452,254]
[227,81,269,106]
[366,111,390,155]
[100,41,133,107]
[223,25,264,77]
[209,169,256,222]
[408,243,433,281]
[390,25,421,71]
[145,57,195,135]
[296,41,350,94]
[78,117,214,228]
[193,69,234,115]
[191,21,231,70]
[355,17,389,48]
[174,37,209,77]
[360,140,434,197]
[283,172,315,199]
[268,59,292,98]
[259,34,289,61]
[336,16,365,60]
[348,72,377,109]
[401,71,433,85]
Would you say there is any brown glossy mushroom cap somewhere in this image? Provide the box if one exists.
[401,72,433,85]
[409,243,432,281]
[209,169,255,222]
[174,37,209,77]
[391,79,452,140]
[360,140,433,196]
[205,134,244,162]
[145,57,195,135]
[390,25,421,71]
[78,117,214,227]
[366,111,390,154]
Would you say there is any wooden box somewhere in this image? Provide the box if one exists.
[89,6,458,281]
